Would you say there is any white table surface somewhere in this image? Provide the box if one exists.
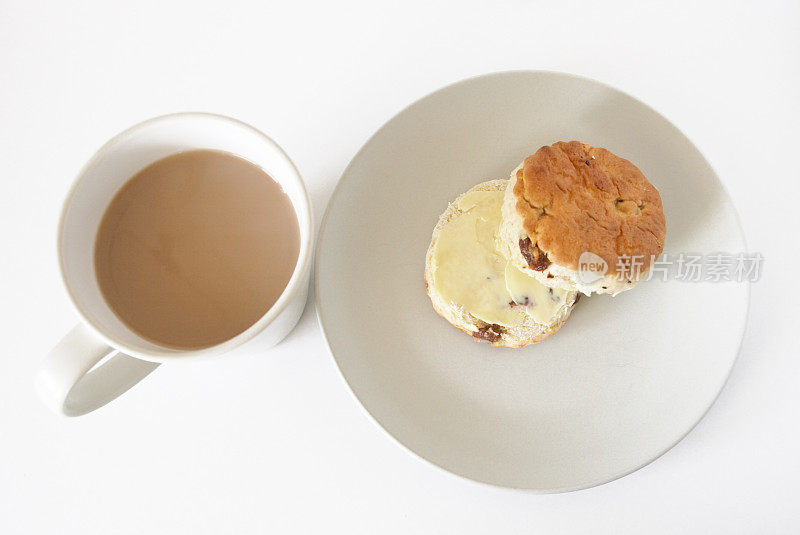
[2,1,798,533]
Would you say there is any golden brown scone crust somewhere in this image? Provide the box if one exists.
[513,141,666,277]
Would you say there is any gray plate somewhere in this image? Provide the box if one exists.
[315,71,748,491]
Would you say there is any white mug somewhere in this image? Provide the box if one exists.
[35,113,314,417]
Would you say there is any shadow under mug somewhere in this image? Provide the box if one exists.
[35,113,314,416]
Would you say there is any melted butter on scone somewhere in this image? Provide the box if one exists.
[503,261,569,324]
[430,190,569,327]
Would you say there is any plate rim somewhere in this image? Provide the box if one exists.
[314,69,750,492]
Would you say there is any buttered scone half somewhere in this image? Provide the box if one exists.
[499,141,666,295]
[424,180,579,348]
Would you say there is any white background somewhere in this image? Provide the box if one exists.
[1,1,798,533]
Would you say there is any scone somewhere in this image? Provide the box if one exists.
[499,141,666,295]
[424,180,579,348]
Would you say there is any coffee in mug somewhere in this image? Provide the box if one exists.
[94,149,300,349]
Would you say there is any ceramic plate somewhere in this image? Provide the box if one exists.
[315,71,748,491]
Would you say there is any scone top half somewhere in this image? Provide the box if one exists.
[499,141,666,295]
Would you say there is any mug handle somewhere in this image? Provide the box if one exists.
[35,324,159,416]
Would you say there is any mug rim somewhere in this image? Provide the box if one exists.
[57,111,314,363]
